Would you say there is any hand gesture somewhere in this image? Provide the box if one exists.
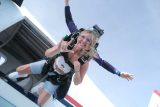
[120,72,134,81]
[58,39,74,53]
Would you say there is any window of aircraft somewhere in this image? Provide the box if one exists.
[0,52,7,66]
[0,96,16,107]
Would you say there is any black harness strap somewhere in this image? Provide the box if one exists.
[42,52,89,100]
[43,53,74,84]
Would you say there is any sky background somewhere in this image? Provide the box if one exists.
[21,0,160,107]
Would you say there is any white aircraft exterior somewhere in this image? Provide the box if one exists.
[148,90,160,107]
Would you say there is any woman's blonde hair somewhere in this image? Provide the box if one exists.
[80,29,100,58]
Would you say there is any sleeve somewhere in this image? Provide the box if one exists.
[65,6,78,33]
[93,53,121,76]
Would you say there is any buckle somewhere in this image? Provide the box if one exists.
[57,77,61,83]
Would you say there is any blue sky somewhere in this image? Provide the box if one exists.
[22,0,160,107]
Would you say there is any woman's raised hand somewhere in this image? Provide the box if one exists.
[58,39,74,53]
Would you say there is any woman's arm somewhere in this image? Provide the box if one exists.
[64,0,78,33]
[45,39,74,57]
[73,61,89,85]
[45,44,60,58]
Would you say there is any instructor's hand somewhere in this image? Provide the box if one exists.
[120,72,134,81]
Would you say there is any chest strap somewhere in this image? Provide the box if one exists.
[43,53,74,85]
[46,71,73,85]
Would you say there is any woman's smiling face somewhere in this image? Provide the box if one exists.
[76,31,92,49]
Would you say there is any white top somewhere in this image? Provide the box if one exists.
[53,56,72,74]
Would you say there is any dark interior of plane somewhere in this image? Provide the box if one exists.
[0,17,54,92]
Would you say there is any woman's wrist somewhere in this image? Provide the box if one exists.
[75,70,79,73]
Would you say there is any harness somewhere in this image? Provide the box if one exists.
[41,25,103,99]
[63,29,90,65]
[42,53,74,85]
[42,52,74,100]
[63,25,104,64]
[64,25,104,51]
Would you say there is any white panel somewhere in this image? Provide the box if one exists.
[0,0,23,32]
[148,90,160,107]
[68,75,115,107]
[0,79,66,107]
[0,79,39,107]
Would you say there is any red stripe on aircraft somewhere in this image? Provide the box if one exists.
[65,95,83,107]
[154,90,160,97]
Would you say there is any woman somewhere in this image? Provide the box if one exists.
[64,0,134,80]
[8,29,100,106]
